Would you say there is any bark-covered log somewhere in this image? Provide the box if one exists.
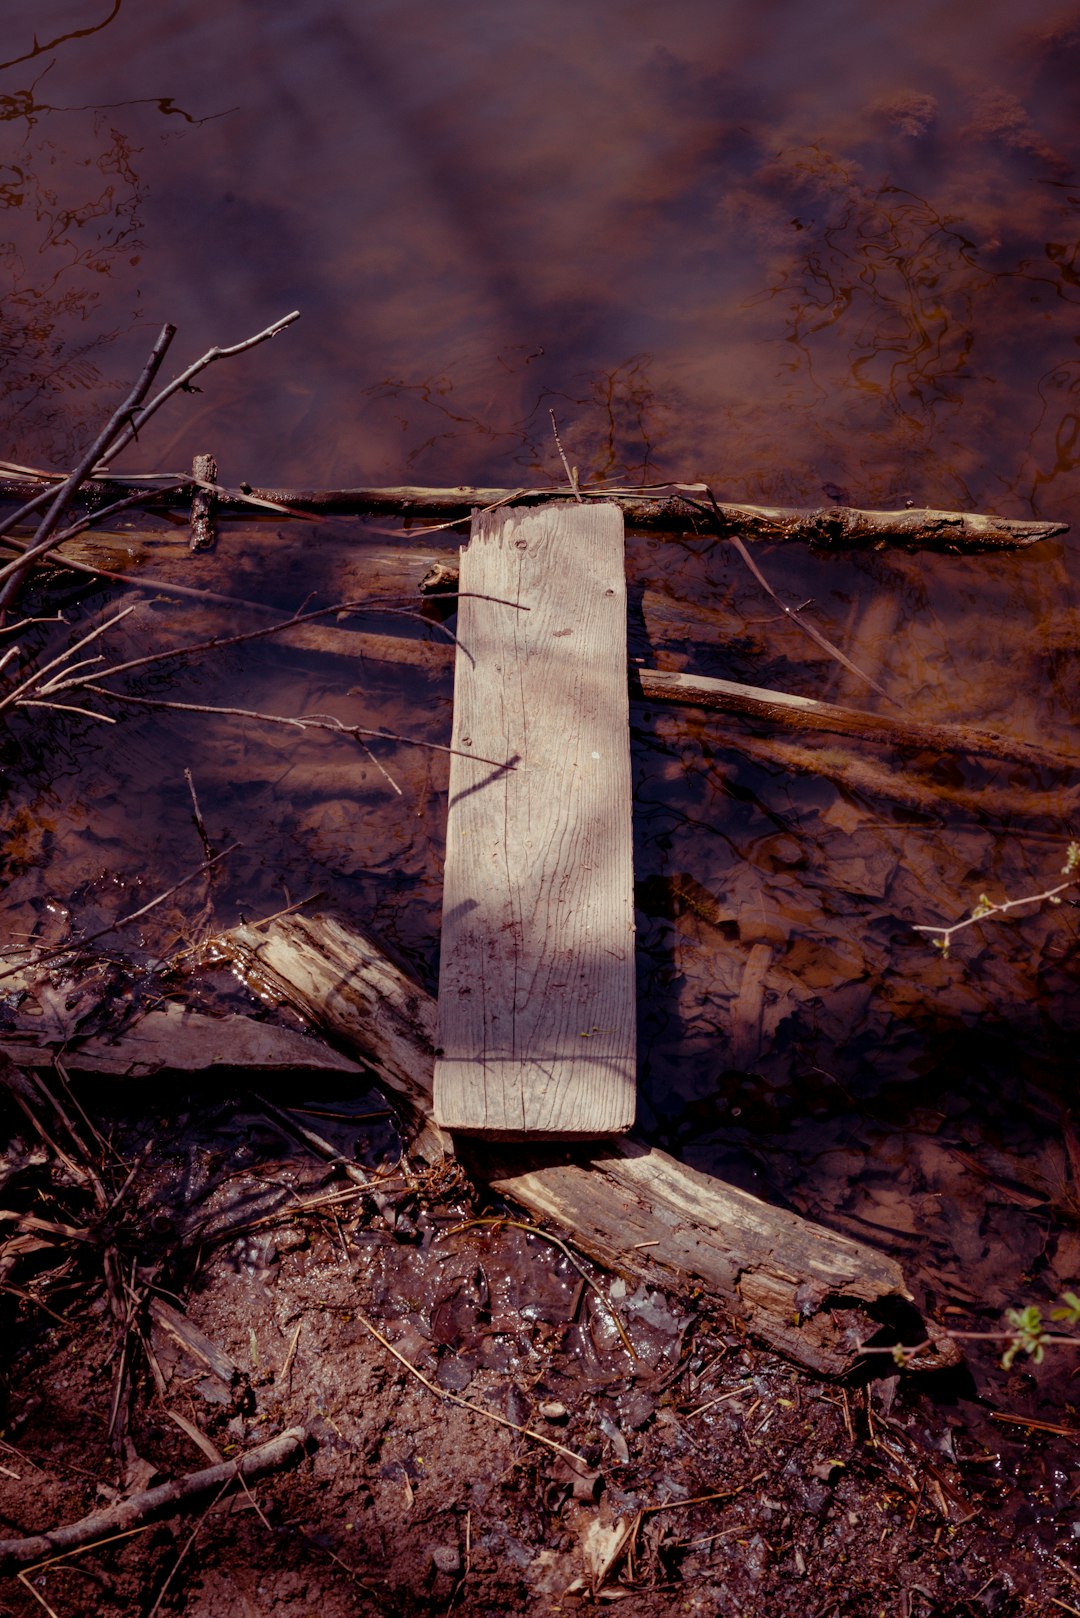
[0,476,1065,550]
[218,913,945,1377]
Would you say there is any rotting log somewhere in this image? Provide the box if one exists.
[0,475,1065,550]
[218,912,945,1378]
[435,503,637,1138]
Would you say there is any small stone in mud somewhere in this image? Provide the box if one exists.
[431,1546,462,1576]
[435,1352,476,1393]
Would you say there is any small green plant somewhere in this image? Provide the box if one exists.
[1002,1290,1080,1370]
[916,841,1080,957]
[877,1289,1080,1370]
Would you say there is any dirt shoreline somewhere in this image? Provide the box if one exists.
[0,1076,1075,1617]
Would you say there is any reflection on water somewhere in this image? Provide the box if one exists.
[2,1,1079,511]
[2,2,1080,1412]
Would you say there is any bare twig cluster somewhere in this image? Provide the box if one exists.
[0,312,298,615]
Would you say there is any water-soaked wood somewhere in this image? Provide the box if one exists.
[0,476,1065,548]
[45,527,1076,771]
[218,913,941,1377]
[0,1006,364,1078]
[631,667,1080,773]
[435,502,636,1138]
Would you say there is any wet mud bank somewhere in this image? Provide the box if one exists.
[1,1071,1078,1618]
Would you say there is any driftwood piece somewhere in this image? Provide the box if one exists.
[0,1426,312,1573]
[0,476,1065,550]
[435,503,637,1138]
[219,913,930,1377]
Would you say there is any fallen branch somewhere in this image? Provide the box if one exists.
[217,912,942,1377]
[0,1426,313,1573]
[734,735,1080,824]
[0,478,1065,550]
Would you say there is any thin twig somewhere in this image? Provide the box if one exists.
[37,596,462,695]
[184,768,215,860]
[95,312,300,467]
[75,688,517,771]
[16,1526,157,1618]
[354,1310,592,1473]
[145,1483,231,1618]
[913,859,1080,954]
[0,603,140,714]
[548,410,583,503]
[727,529,900,708]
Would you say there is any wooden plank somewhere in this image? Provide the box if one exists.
[434,502,636,1138]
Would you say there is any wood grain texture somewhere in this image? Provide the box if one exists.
[434,502,636,1138]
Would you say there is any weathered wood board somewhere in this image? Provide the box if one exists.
[434,502,636,1138]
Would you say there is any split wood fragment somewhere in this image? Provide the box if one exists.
[0,476,1065,550]
[0,1425,312,1572]
[219,912,935,1377]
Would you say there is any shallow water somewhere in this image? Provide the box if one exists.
[3,2,1080,1404]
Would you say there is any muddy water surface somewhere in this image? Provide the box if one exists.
[3,1,1080,1415]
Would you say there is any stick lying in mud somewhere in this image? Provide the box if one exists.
[0,474,1065,550]
[0,1426,314,1573]
[218,913,948,1378]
